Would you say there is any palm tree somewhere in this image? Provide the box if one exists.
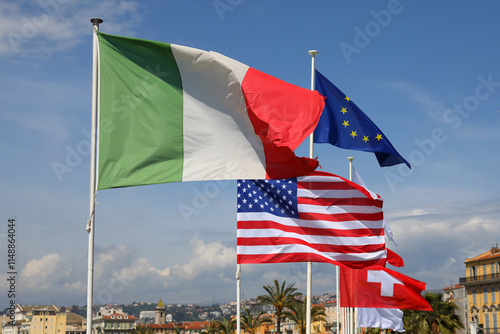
[240,306,273,334]
[201,320,219,334]
[130,325,154,334]
[257,280,302,334]
[282,300,326,334]
[214,316,236,334]
[403,292,464,334]
[172,324,184,334]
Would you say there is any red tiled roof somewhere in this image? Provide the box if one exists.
[100,313,137,320]
[150,321,211,330]
[443,284,464,290]
[465,247,500,263]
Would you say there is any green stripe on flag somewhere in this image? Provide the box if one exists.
[97,32,184,189]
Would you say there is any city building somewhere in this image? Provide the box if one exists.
[91,313,137,334]
[323,300,338,334]
[65,311,86,334]
[155,300,165,325]
[443,284,467,334]
[1,305,67,334]
[460,245,500,334]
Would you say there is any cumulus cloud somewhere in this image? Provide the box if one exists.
[385,199,500,289]
[10,237,237,306]
[0,0,143,57]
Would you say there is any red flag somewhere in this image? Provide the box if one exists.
[386,249,404,267]
[340,266,432,311]
[237,171,386,268]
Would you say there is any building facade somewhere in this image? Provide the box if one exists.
[460,245,500,334]
[443,284,467,334]
[91,313,137,334]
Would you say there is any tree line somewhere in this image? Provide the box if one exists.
[132,279,464,334]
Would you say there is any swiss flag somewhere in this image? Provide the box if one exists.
[340,266,432,311]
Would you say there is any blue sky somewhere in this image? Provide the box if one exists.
[1,0,500,309]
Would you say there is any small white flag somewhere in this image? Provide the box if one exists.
[357,307,404,332]
[352,166,398,246]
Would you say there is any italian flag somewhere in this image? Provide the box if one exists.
[96,32,325,190]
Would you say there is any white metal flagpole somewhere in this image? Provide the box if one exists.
[306,49,318,334]
[86,17,103,334]
[306,50,318,334]
[347,157,355,334]
[236,264,241,334]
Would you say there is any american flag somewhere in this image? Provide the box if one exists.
[236,171,386,268]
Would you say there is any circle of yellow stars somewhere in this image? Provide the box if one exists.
[342,95,383,144]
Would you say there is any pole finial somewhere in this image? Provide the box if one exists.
[90,18,103,26]
[308,50,319,57]
[347,157,354,162]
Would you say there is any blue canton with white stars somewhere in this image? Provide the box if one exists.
[237,179,299,218]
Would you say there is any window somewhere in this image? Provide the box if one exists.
[493,287,497,303]
[491,264,495,276]
[485,314,490,332]
[473,289,477,304]
[484,288,488,304]
[493,314,498,329]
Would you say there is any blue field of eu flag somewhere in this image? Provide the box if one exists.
[313,70,410,169]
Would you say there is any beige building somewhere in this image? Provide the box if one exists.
[460,245,500,334]
[2,305,67,334]
[28,308,66,334]
[91,313,137,334]
[65,311,86,334]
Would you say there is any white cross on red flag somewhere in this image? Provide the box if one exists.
[339,266,432,311]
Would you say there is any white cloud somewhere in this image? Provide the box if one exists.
[9,237,237,306]
[0,0,143,57]
[388,81,450,122]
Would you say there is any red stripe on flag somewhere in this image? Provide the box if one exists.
[298,197,383,208]
[236,171,386,268]
[237,220,384,237]
[298,211,384,222]
[237,237,385,253]
[237,253,386,268]
[297,181,355,190]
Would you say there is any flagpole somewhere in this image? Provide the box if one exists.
[306,49,318,334]
[236,264,241,334]
[347,157,355,334]
[86,17,102,334]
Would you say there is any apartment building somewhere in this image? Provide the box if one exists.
[460,245,500,334]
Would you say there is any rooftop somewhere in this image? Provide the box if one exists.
[465,246,500,263]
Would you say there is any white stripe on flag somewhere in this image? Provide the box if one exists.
[238,212,383,230]
[237,245,386,261]
[237,229,385,245]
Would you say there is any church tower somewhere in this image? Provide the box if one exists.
[155,299,165,325]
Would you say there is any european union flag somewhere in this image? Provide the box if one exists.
[313,70,410,169]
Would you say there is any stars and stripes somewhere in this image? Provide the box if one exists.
[236,171,387,268]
